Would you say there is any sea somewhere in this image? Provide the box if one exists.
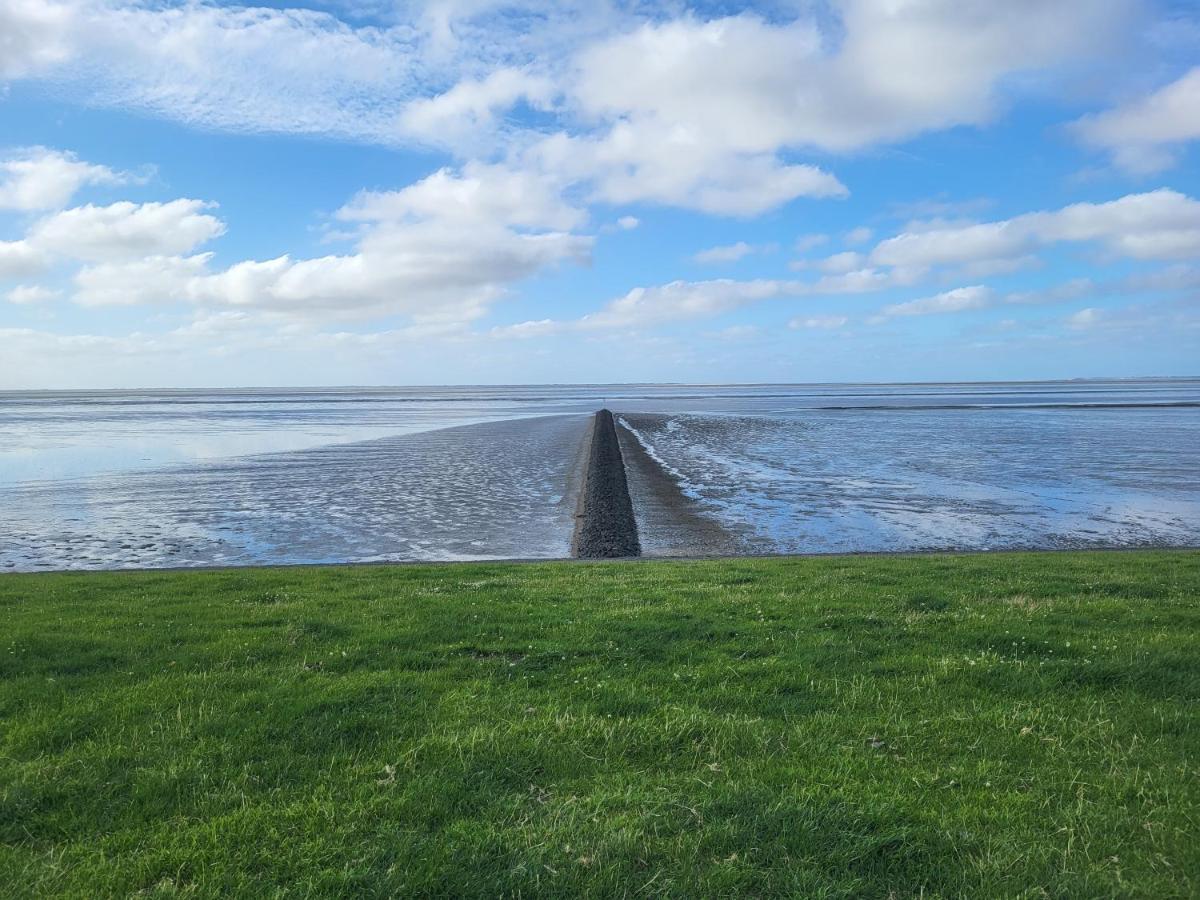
[2,380,1198,571]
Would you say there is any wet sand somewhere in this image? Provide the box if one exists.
[615,413,747,557]
[613,408,1200,555]
[1,414,592,571]
[4,381,1199,570]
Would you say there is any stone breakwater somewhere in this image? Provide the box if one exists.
[572,409,641,559]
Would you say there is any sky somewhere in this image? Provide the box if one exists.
[1,0,1198,388]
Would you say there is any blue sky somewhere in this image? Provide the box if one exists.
[1,0,1198,388]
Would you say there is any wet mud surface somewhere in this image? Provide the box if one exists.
[615,408,1200,555]
[4,382,1199,570]
[1,415,590,571]
[615,415,748,557]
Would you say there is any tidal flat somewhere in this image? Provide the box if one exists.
[3,380,1199,571]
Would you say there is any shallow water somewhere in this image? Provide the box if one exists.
[2,380,1198,570]
[618,404,1200,554]
[1,416,589,570]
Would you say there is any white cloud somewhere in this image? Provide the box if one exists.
[616,216,639,230]
[1066,307,1103,329]
[70,220,590,324]
[815,251,866,274]
[544,0,1136,214]
[61,164,592,325]
[0,0,73,78]
[529,129,846,216]
[844,227,873,245]
[1034,190,1200,260]
[0,147,126,211]
[487,318,560,340]
[204,227,586,322]
[795,233,828,253]
[0,1,1145,219]
[574,3,1132,153]
[73,253,212,307]
[693,241,756,265]
[30,200,226,262]
[870,189,1200,270]
[879,285,992,318]
[790,315,847,329]
[338,161,582,231]
[501,261,929,336]
[17,2,423,143]
[580,279,795,330]
[1073,67,1200,174]
[712,324,761,340]
[399,67,555,146]
[0,239,47,277]
[3,1,1140,149]
[871,220,1027,270]
[4,283,59,304]
[500,267,914,335]
[1003,279,1095,306]
[808,265,923,295]
[1119,264,1200,294]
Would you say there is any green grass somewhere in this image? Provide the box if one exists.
[1,551,1198,898]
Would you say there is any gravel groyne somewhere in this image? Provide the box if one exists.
[572,409,641,558]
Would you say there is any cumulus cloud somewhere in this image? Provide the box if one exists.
[487,318,561,340]
[199,224,587,322]
[0,1,1144,218]
[4,283,58,304]
[398,68,555,146]
[808,265,924,295]
[693,242,756,265]
[806,251,866,274]
[1066,307,1103,329]
[879,285,993,318]
[70,218,590,323]
[574,3,1131,150]
[0,147,127,211]
[338,161,583,231]
[0,239,47,277]
[72,253,213,307]
[1073,67,1200,173]
[523,0,1132,213]
[580,279,796,330]
[0,144,593,331]
[870,190,1200,271]
[29,199,226,262]
[527,128,846,216]
[57,164,591,324]
[790,315,847,329]
[0,0,73,78]
[1003,279,1096,306]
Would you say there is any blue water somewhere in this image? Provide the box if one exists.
[1,380,1198,570]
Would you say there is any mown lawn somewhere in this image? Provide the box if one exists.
[1,551,1197,898]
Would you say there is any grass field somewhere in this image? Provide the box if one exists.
[1,551,1198,897]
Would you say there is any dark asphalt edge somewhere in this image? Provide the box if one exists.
[571,409,641,559]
